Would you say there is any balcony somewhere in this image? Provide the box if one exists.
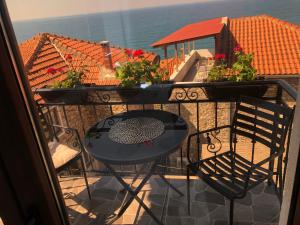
[35,80,297,225]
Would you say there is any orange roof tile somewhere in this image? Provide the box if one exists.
[18,33,157,90]
[228,15,300,76]
[152,17,226,47]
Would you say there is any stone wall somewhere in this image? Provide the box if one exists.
[266,76,299,107]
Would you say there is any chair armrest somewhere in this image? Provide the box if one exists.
[242,151,281,193]
[187,125,231,164]
[252,152,281,171]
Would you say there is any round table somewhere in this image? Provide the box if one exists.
[84,109,188,225]
[84,109,188,165]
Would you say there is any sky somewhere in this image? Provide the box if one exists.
[6,0,222,21]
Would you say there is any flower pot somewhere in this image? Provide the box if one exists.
[37,87,88,104]
[117,84,172,104]
[203,81,268,100]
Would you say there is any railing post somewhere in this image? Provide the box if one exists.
[182,42,185,62]
[270,85,283,187]
[62,105,69,127]
[175,43,178,71]
[164,46,169,78]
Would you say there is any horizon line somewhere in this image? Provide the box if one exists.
[11,0,224,23]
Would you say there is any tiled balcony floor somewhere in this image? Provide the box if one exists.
[60,175,280,225]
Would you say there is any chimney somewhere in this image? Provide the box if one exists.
[100,40,113,70]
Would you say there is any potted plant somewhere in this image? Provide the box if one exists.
[115,49,172,103]
[36,54,90,104]
[204,46,267,100]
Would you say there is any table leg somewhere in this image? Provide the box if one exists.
[104,162,164,225]
[158,157,184,197]
[115,164,154,216]
[119,163,150,207]
[158,174,184,196]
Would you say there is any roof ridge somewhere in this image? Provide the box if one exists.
[23,32,157,61]
[231,14,271,21]
[23,33,50,72]
[47,32,111,47]
[231,14,300,33]
[46,32,157,55]
[264,15,300,33]
[48,35,103,69]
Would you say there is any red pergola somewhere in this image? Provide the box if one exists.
[151,17,227,72]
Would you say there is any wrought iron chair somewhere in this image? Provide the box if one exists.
[35,103,91,199]
[186,96,294,225]
[47,124,91,200]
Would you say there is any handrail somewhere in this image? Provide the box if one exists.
[34,79,296,96]
[34,79,297,106]
[277,79,297,100]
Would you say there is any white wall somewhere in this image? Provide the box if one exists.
[280,79,300,225]
[170,48,214,82]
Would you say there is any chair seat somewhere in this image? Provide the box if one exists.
[189,151,272,199]
[49,142,80,169]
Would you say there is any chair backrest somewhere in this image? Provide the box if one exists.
[231,96,294,153]
[35,103,55,141]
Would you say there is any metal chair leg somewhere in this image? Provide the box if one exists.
[80,157,91,200]
[187,167,191,216]
[229,199,234,225]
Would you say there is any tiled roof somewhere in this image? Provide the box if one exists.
[228,15,300,75]
[152,17,226,47]
[18,33,157,89]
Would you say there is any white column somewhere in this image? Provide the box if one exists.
[280,79,300,225]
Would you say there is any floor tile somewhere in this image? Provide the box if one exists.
[195,191,225,205]
[59,176,280,225]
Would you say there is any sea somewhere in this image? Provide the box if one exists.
[12,0,300,57]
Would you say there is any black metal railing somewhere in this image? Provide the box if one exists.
[35,79,297,197]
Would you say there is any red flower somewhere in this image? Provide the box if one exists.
[133,49,144,58]
[144,140,153,146]
[46,67,57,74]
[215,53,225,60]
[125,48,132,57]
[234,45,242,53]
[65,54,73,61]
[57,67,64,73]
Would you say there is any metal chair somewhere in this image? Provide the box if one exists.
[48,124,91,200]
[35,103,91,199]
[186,96,294,225]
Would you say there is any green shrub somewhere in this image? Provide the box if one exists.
[207,49,257,82]
[229,52,257,82]
[115,59,167,88]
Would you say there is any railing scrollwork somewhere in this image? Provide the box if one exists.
[206,131,222,154]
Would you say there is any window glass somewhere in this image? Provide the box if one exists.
[4,1,299,225]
